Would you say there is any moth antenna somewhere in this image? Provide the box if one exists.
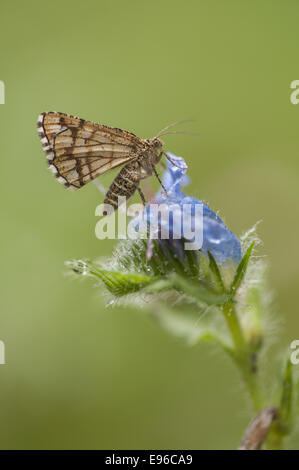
[155,118,196,138]
[158,130,200,137]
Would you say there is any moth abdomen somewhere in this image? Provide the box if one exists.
[104,161,142,211]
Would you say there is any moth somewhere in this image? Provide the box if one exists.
[37,111,190,211]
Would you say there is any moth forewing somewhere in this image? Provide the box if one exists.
[37,112,165,210]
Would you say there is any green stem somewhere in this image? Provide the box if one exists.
[222,301,288,449]
[264,423,286,450]
[222,301,264,412]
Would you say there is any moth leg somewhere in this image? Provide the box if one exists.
[137,186,147,206]
[159,152,167,169]
[152,166,168,196]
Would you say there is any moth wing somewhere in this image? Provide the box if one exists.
[37,111,144,189]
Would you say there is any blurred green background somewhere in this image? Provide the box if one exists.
[1,0,299,449]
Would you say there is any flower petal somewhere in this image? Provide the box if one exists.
[137,154,242,265]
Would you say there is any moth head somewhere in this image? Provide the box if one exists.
[149,137,163,149]
[148,137,163,163]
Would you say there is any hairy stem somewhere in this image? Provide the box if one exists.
[222,301,264,413]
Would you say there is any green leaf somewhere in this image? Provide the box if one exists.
[230,241,255,296]
[165,273,228,305]
[143,279,174,293]
[266,358,294,447]
[208,251,226,293]
[142,272,228,305]
[113,238,202,280]
[94,270,157,296]
[68,259,158,296]
[68,255,227,304]
[278,358,293,434]
[150,304,232,350]
[183,248,201,278]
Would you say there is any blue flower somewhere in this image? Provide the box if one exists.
[142,153,242,266]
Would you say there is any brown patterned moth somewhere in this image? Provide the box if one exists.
[37,111,192,212]
[238,407,278,450]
